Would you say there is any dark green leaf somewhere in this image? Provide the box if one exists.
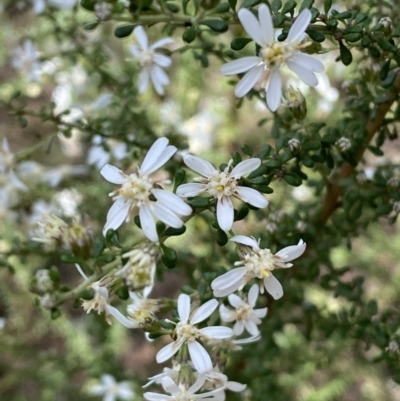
[216,229,228,246]
[283,174,302,186]
[379,59,391,81]
[202,19,228,32]
[306,29,325,42]
[324,0,332,15]
[231,37,252,50]
[182,27,196,43]
[281,0,297,15]
[339,41,353,65]
[114,25,135,38]
[164,226,187,236]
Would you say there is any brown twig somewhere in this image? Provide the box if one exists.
[317,73,400,225]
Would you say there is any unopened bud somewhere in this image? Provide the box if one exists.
[387,177,399,188]
[393,201,400,214]
[284,86,307,121]
[40,293,57,310]
[35,269,54,293]
[95,3,113,21]
[32,214,68,250]
[288,138,301,153]
[296,221,307,232]
[379,17,392,34]
[266,222,277,233]
[336,137,351,152]
[62,219,93,258]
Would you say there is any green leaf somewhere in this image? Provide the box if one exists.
[241,143,253,156]
[161,245,177,268]
[241,0,260,7]
[118,286,129,300]
[231,37,252,50]
[164,226,187,236]
[335,10,352,19]
[187,197,210,208]
[216,229,228,246]
[166,2,180,12]
[182,27,196,43]
[232,151,242,166]
[257,144,272,159]
[281,0,297,15]
[234,205,249,221]
[114,25,135,38]
[202,19,228,32]
[83,21,98,31]
[51,308,62,320]
[306,29,325,42]
[302,141,321,151]
[173,169,186,191]
[339,41,353,65]
[354,12,368,25]
[80,289,95,300]
[214,2,230,12]
[275,137,286,152]
[374,35,396,52]
[60,254,80,264]
[271,0,282,13]
[19,117,28,128]
[80,0,96,11]
[323,0,332,15]
[92,237,105,258]
[228,0,237,9]
[283,174,302,186]
[344,33,362,42]
[379,59,391,81]
[299,0,313,11]
[361,35,371,48]
[272,14,284,27]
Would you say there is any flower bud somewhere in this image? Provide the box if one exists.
[40,293,57,310]
[393,201,400,214]
[387,177,399,188]
[95,3,113,21]
[61,219,93,258]
[336,137,351,152]
[35,269,54,293]
[284,86,307,121]
[288,138,301,153]
[379,17,392,34]
[32,214,68,250]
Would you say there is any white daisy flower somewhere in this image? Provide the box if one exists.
[130,26,174,96]
[11,40,42,83]
[144,376,224,401]
[156,294,233,373]
[220,5,324,111]
[101,137,192,243]
[219,284,267,336]
[176,155,268,231]
[211,236,306,299]
[89,374,134,401]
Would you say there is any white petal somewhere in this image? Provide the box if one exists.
[228,293,243,308]
[233,321,245,335]
[258,4,274,45]
[104,393,115,401]
[151,189,192,216]
[235,186,269,208]
[234,65,264,98]
[217,196,234,231]
[139,205,158,243]
[154,54,172,68]
[219,305,236,322]
[275,239,306,261]
[211,267,247,292]
[156,340,182,363]
[287,60,318,86]
[266,69,282,111]
[161,376,180,395]
[183,154,216,177]
[238,7,265,46]
[233,334,260,344]
[190,299,218,324]
[290,53,324,72]
[244,319,259,336]
[151,64,170,86]
[288,9,311,43]
[150,37,174,50]
[103,198,130,234]
[188,341,213,373]
[178,293,191,323]
[230,158,261,178]
[75,263,88,280]
[138,69,150,94]
[140,137,176,176]
[129,44,140,58]
[134,26,149,49]
[176,183,207,197]
[230,235,259,249]
[220,57,262,75]
[199,326,233,339]
[144,392,172,401]
[248,284,259,306]
[263,274,283,300]
[100,164,126,184]
[226,381,247,392]
[152,202,184,228]
[105,305,138,328]
[254,307,268,318]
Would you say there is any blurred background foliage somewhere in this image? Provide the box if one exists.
[0,0,400,400]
